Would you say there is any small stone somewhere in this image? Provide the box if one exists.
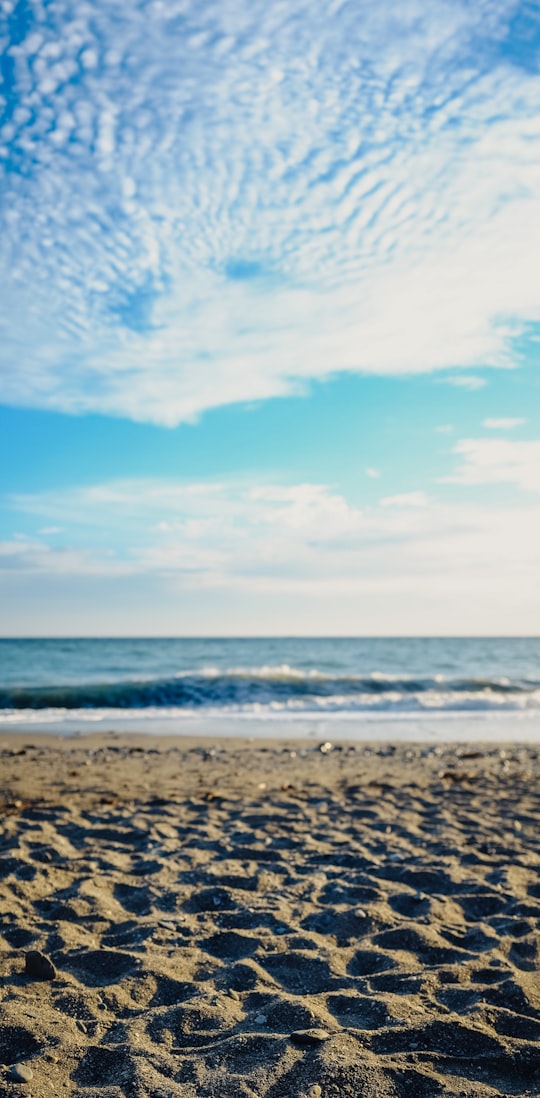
[308,1087,322,1098]
[228,988,240,1000]
[254,1014,267,1024]
[25,949,57,980]
[319,742,333,754]
[9,1063,34,1083]
[291,1028,330,1047]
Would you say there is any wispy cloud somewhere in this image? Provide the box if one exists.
[443,437,540,493]
[6,476,540,618]
[0,539,126,576]
[380,492,429,508]
[1,1,540,423]
[483,417,526,429]
[442,376,487,392]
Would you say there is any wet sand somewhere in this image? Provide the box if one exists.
[1,734,539,1097]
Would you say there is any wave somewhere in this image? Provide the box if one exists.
[1,665,540,714]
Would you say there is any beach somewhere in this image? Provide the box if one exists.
[0,734,539,1097]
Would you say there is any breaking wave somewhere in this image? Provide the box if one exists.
[2,664,540,716]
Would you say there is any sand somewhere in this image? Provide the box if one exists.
[0,734,539,1098]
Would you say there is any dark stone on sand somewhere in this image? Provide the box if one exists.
[25,950,57,981]
[290,1028,330,1047]
[9,1063,34,1083]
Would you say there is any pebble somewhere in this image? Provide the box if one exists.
[291,1028,330,1046]
[25,949,57,981]
[9,1063,34,1083]
[319,742,333,754]
[254,1014,267,1024]
[228,988,240,1000]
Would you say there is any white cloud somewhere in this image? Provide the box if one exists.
[1,1,540,423]
[442,376,487,392]
[483,417,526,429]
[0,539,126,576]
[366,468,381,479]
[5,473,540,632]
[380,491,429,508]
[443,437,540,493]
[7,475,540,607]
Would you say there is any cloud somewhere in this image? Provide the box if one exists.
[380,492,429,508]
[7,476,540,615]
[365,468,381,479]
[0,539,126,575]
[442,376,487,392]
[483,417,526,429]
[443,437,540,493]
[1,1,540,423]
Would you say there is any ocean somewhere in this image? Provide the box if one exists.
[1,637,539,740]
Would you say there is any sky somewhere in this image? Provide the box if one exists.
[1,0,540,635]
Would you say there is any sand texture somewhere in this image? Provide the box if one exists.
[0,735,539,1097]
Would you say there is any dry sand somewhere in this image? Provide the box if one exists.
[0,734,539,1098]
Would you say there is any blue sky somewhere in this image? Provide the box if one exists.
[1,0,540,634]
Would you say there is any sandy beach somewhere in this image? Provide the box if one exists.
[1,734,539,1097]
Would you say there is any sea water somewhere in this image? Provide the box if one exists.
[0,636,539,740]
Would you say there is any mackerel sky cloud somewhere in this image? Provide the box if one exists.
[2,0,540,423]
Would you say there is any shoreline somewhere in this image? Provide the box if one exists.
[2,708,540,742]
[1,736,539,1097]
